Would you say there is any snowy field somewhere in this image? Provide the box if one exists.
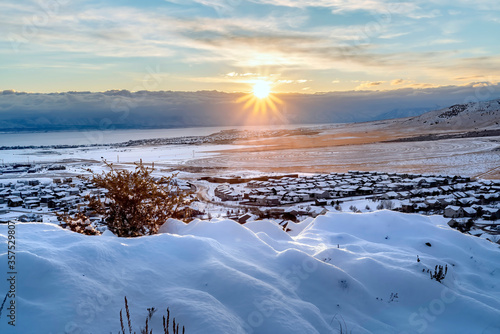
[184,136,500,177]
[0,144,248,166]
[1,126,499,179]
[1,211,499,333]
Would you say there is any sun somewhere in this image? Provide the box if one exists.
[236,80,284,123]
[252,80,271,99]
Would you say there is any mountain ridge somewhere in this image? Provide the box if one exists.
[401,98,500,131]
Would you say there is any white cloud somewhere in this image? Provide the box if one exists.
[429,39,462,45]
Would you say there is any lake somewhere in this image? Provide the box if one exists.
[0,123,326,147]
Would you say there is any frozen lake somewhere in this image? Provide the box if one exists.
[0,123,325,147]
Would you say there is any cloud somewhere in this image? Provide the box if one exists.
[0,2,466,69]
[429,39,462,45]
[0,0,498,93]
[226,72,258,77]
[2,84,499,132]
[391,79,404,85]
[276,79,310,84]
[355,81,385,89]
[453,75,486,81]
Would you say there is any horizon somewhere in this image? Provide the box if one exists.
[1,83,499,132]
[2,81,500,95]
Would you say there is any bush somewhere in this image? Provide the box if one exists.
[120,296,185,334]
[377,200,394,210]
[61,160,192,237]
[430,264,448,283]
[58,212,101,235]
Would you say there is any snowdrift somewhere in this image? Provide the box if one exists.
[1,211,500,333]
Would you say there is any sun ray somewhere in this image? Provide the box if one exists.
[235,79,287,125]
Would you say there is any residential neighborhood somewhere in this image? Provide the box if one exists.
[208,170,500,237]
[1,168,499,240]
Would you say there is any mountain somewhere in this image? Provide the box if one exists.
[401,99,500,131]
[374,107,432,121]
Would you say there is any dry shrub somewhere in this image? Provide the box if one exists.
[60,160,192,237]
[59,212,100,235]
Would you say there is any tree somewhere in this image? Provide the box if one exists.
[61,160,192,237]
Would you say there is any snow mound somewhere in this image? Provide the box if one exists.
[1,211,500,333]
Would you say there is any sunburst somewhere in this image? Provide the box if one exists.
[237,80,283,116]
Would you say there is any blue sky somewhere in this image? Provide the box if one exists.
[1,0,499,93]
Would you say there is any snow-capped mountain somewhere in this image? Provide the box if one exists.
[402,99,500,131]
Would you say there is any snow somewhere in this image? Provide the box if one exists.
[0,143,246,165]
[404,99,500,130]
[1,211,500,333]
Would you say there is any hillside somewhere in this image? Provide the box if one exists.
[401,99,500,132]
[1,211,499,333]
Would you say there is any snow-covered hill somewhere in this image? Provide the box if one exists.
[402,99,500,131]
[1,211,499,333]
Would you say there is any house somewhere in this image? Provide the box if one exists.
[238,213,258,224]
[358,187,373,195]
[265,196,281,206]
[308,207,328,217]
[215,184,242,201]
[23,196,40,209]
[282,208,298,222]
[400,201,415,213]
[436,196,454,206]
[424,198,440,209]
[382,191,399,200]
[439,185,453,194]
[17,214,43,223]
[463,207,477,218]
[414,203,429,212]
[28,180,40,186]
[23,199,40,209]
[7,197,23,207]
[248,195,281,206]
[447,218,473,231]
[68,187,80,196]
[295,192,311,202]
[444,206,464,218]
[40,195,55,204]
[54,191,68,199]
[310,190,331,199]
[315,199,327,206]
[48,199,60,209]
[481,207,500,220]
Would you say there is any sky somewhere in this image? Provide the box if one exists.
[1,0,500,94]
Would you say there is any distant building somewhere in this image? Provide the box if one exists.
[444,206,464,218]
